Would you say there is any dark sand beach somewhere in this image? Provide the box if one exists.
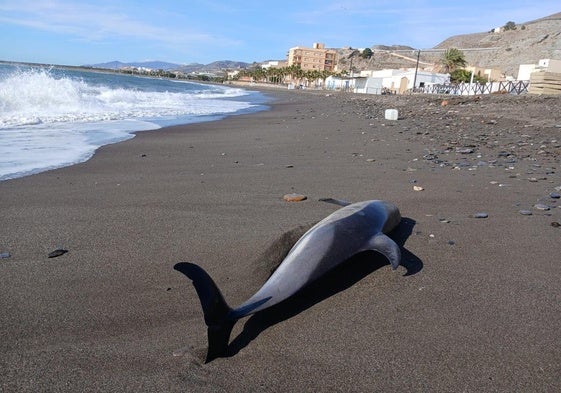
[1,89,560,392]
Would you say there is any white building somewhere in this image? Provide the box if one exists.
[518,58,561,80]
[355,68,449,94]
[325,76,356,91]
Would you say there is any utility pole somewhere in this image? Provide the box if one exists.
[412,49,421,91]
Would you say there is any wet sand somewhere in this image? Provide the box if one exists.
[1,89,560,392]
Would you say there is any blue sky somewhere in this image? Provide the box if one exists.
[0,0,559,66]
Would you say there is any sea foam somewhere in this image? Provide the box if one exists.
[0,65,265,180]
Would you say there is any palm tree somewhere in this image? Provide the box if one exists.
[440,48,467,73]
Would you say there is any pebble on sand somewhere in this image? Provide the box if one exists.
[413,186,424,191]
[0,251,11,259]
[519,210,533,215]
[534,204,550,211]
[471,213,489,218]
[48,249,68,258]
[283,193,307,202]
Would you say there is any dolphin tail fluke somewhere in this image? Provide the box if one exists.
[367,234,402,270]
[173,262,235,362]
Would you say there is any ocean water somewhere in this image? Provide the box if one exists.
[0,63,267,181]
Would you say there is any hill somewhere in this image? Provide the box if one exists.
[86,60,250,74]
[334,12,561,78]
[433,12,561,77]
[85,60,186,71]
[83,12,560,79]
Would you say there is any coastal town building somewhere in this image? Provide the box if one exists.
[464,66,505,82]
[518,58,561,80]
[287,43,338,72]
[261,60,288,69]
[354,68,449,94]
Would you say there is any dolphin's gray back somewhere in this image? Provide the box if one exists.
[231,200,401,317]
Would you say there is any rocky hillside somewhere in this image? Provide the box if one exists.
[433,12,561,77]
[336,45,424,73]
[336,12,561,78]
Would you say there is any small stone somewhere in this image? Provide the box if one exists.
[366,158,376,162]
[534,204,550,211]
[413,186,424,191]
[518,210,532,215]
[285,164,294,168]
[456,148,474,154]
[551,222,560,227]
[472,213,488,218]
[441,100,448,106]
[48,249,68,258]
[283,193,307,202]
[550,192,560,199]
[447,240,456,245]
[0,251,10,259]
[528,178,538,182]
[439,218,451,223]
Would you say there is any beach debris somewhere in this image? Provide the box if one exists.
[48,248,68,258]
[384,109,398,121]
[519,210,533,215]
[441,100,449,106]
[551,222,560,228]
[283,193,307,202]
[413,186,424,191]
[471,212,489,219]
[0,251,11,259]
[534,204,550,211]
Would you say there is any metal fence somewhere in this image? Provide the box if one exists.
[414,80,530,95]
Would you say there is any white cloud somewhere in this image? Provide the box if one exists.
[0,0,239,47]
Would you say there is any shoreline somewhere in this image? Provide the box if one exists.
[0,79,272,182]
[1,90,560,391]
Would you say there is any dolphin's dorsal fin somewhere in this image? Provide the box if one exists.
[366,234,401,270]
[319,198,351,207]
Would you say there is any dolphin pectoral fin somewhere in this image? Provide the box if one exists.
[366,234,401,270]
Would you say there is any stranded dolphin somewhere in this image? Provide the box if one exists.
[174,199,402,361]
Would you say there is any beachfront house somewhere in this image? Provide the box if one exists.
[352,68,449,94]
[324,76,356,91]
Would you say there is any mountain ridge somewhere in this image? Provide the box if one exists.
[85,11,560,78]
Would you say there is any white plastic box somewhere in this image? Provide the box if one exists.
[384,109,398,121]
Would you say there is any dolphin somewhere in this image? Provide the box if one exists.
[174,199,402,361]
